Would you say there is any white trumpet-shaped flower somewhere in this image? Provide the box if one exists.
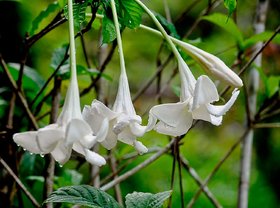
[13,0,106,167]
[171,38,243,88]
[147,56,240,137]
[139,25,243,88]
[82,0,148,155]
[13,76,107,166]
[83,71,148,154]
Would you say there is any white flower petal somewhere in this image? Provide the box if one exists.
[113,119,130,135]
[51,141,72,165]
[73,143,106,166]
[72,142,84,155]
[13,131,41,154]
[172,38,243,87]
[83,100,117,134]
[101,122,118,150]
[130,122,146,137]
[146,112,158,132]
[118,127,136,145]
[65,119,95,148]
[150,102,193,136]
[57,77,82,125]
[192,105,222,126]
[178,56,196,101]
[192,75,219,110]
[113,72,136,116]
[84,149,106,166]
[206,89,240,117]
[37,126,64,153]
[96,118,109,142]
[133,141,148,155]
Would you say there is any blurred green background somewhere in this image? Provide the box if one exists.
[0,0,280,207]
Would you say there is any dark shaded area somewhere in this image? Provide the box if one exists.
[0,1,25,207]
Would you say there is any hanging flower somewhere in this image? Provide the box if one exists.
[147,56,240,137]
[13,77,107,166]
[82,71,148,155]
[171,38,243,88]
[81,0,148,155]
[13,0,106,166]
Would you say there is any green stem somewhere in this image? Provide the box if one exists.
[68,0,78,83]
[134,0,181,60]
[110,0,126,76]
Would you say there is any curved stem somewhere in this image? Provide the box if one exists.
[110,0,126,76]
[134,0,181,60]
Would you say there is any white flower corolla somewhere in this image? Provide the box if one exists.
[147,56,240,137]
[13,75,107,167]
[83,72,148,155]
[13,0,107,167]
[171,38,243,88]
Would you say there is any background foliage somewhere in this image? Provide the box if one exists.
[0,0,279,207]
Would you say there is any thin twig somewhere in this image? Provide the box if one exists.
[0,55,38,129]
[176,142,185,208]
[220,24,280,97]
[253,123,280,128]
[100,138,176,191]
[168,140,177,208]
[80,40,117,97]
[238,1,269,207]
[0,156,40,208]
[180,156,222,208]
[109,152,123,206]
[187,129,250,208]
[184,0,221,38]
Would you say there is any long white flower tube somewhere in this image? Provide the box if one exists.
[82,0,148,154]
[139,24,243,88]
[13,0,106,166]
[147,56,240,137]
[135,0,240,136]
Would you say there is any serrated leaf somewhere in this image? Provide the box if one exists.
[102,15,117,43]
[30,2,60,36]
[155,13,180,39]
[202,13,243,45]
[119,0,143,29]
[44,185,121,208]
[242,31,280,50]
[64,2,88,29]
[224,0,236,17]
[125,190,172,208]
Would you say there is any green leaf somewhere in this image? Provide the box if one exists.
[50,44,69,70]
[58,0,67,8]
[7,63,44,96]
[19,153,45,179]
[202,13,243,45]
[125,190,172,208]
[30,2,60,36]
[223,0,237,17]
[267,76,280,98]
[44,185,121,208]
[242,31,280,50]
[64,1,88,29]
[118,0,144,29]
[102,15,117,44]
[55,169,83,188]
[155,13,180,39]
